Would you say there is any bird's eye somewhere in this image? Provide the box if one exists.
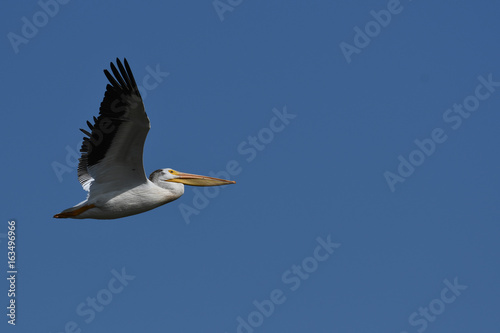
[169,170,174,173]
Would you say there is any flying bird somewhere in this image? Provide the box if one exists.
[54,58,235,219]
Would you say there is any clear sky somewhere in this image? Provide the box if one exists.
[1,1,500,332]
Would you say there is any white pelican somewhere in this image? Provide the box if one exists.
[54,58,235,219]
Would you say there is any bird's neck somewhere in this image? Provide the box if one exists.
[152,179,185,201]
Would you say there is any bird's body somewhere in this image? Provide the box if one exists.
[65,181,179,219]
[54,58,235,220]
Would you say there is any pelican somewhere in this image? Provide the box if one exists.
[54,58,235,219]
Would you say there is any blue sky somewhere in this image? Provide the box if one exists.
[1,0,500,332]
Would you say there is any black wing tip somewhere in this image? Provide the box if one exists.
[103,70,119,88]
[107,58,129,69]
[110,58,127,72]
[80,128,91,136]
[104,58,138,94]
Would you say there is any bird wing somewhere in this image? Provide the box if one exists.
[77,58,150,194]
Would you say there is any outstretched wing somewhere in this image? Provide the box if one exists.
[77,58,150,193]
